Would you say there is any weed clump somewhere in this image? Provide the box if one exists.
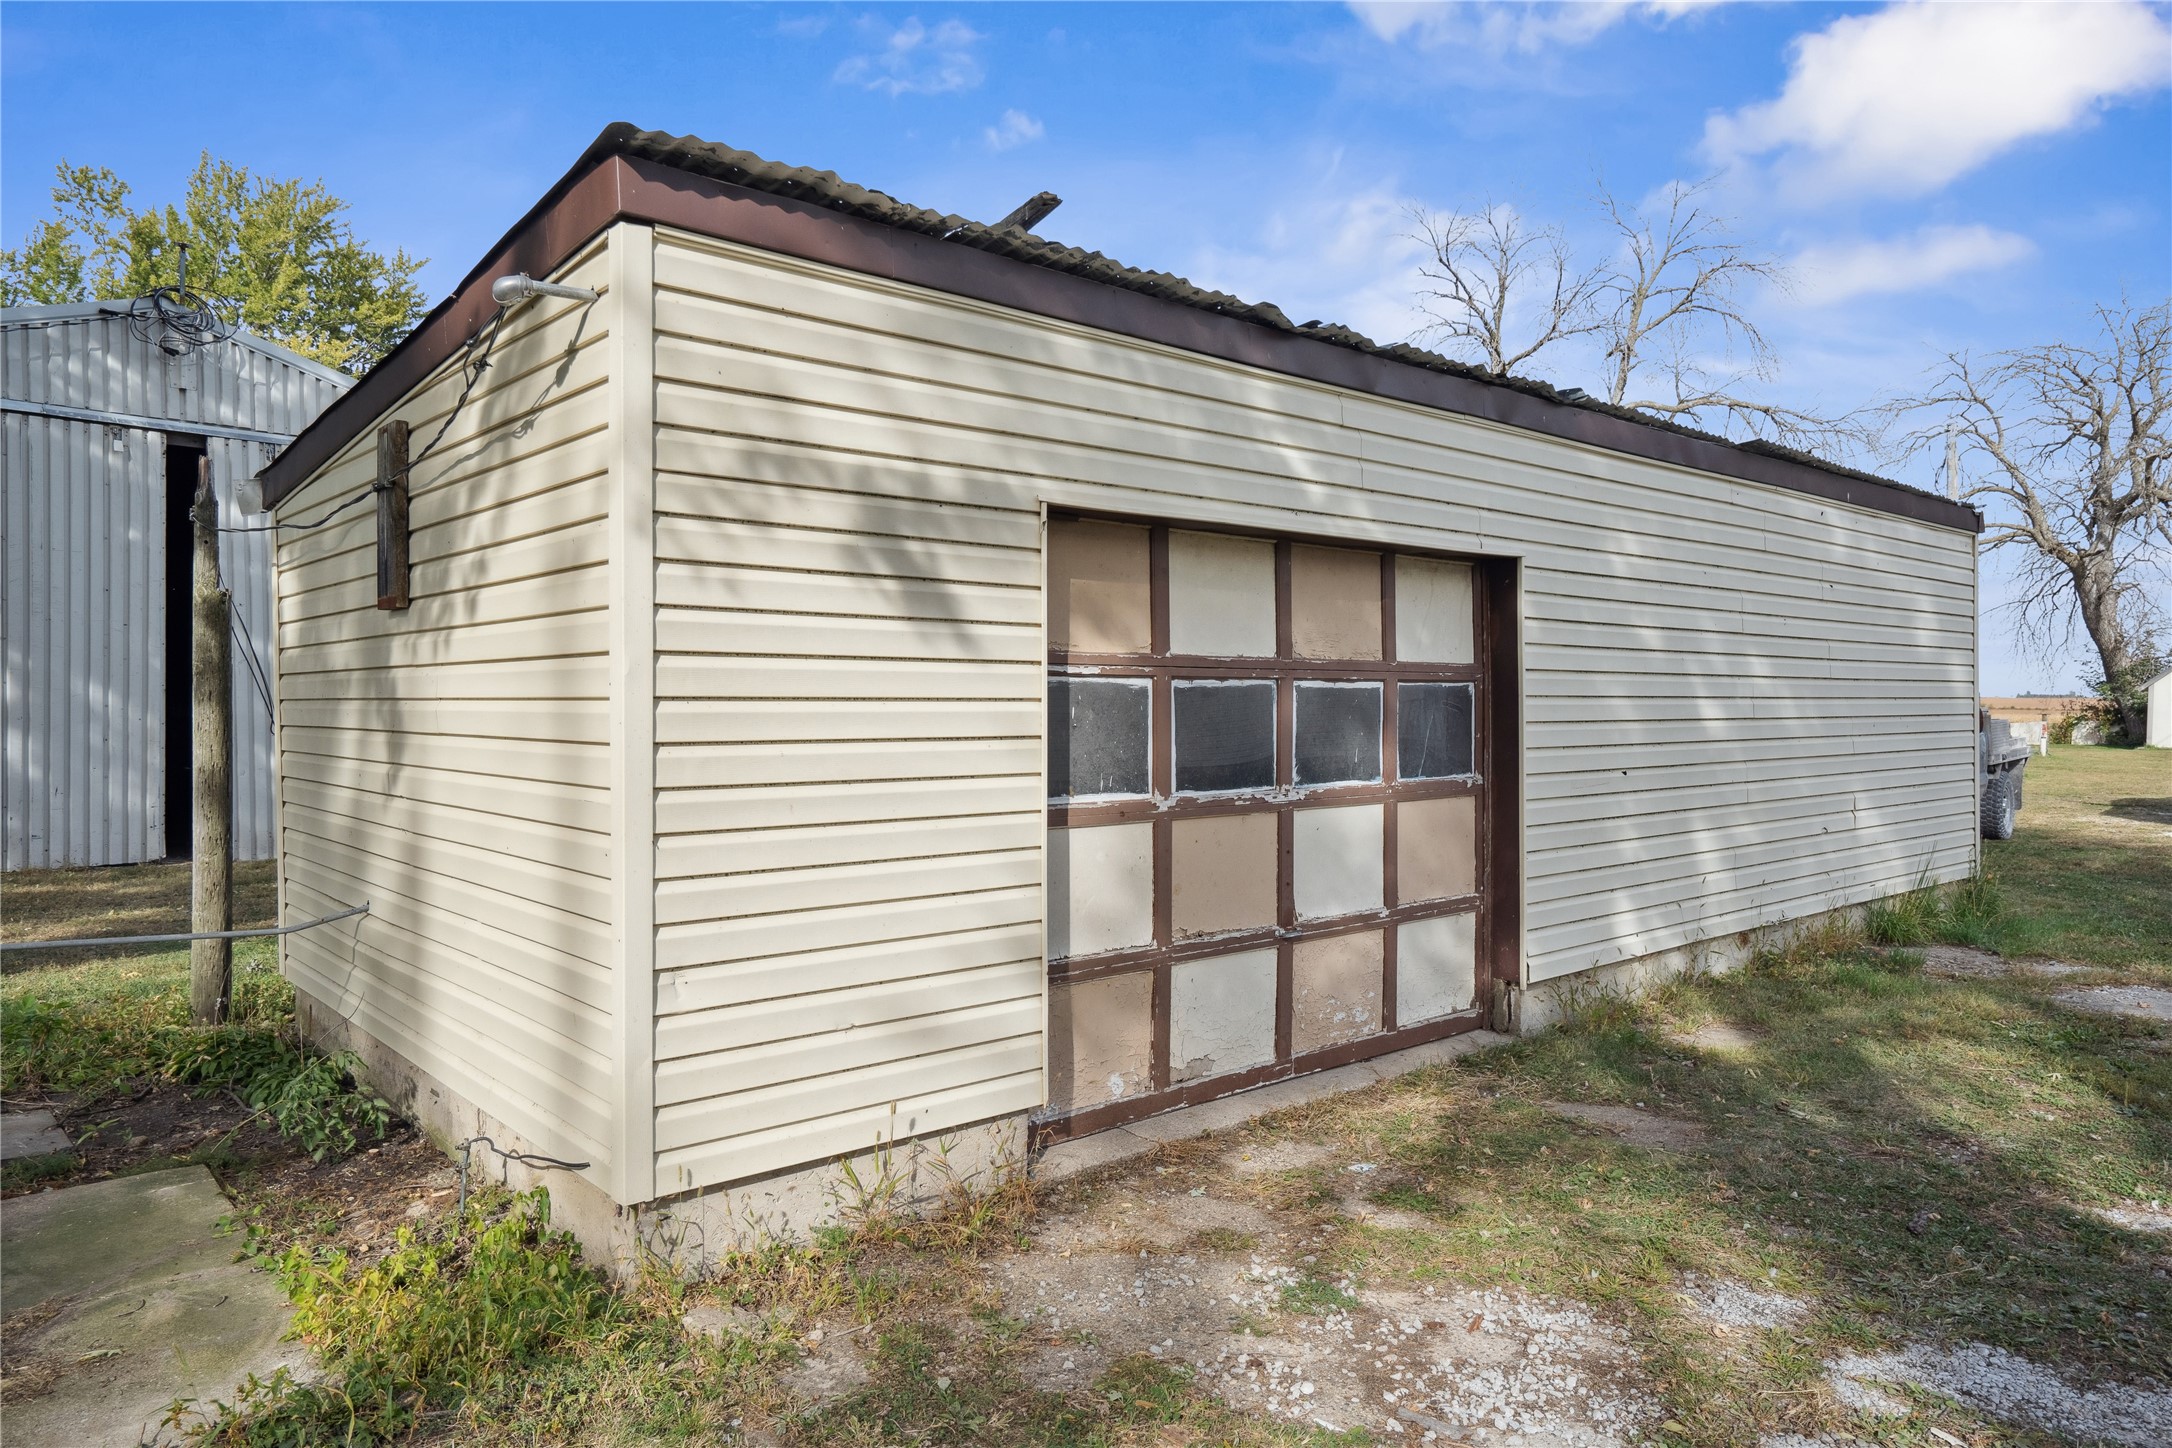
[1865,875,2007,950]
[1279,1273,1361,1316]
[181,1189,646,1445]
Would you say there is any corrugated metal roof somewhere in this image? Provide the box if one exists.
[0,301,357,390]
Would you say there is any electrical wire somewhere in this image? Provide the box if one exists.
[404,304,509,479]
[128,287,235,355]
[224,303,512,535]
[125,243,237,357]
[455,1133,592,1218]
[230,608,276,724]
[218,482,376,535]
[0,902,370,953]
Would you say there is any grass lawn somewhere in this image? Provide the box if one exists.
[2,746,2167,1446]
[1,858,279,970]
[1971,745,2172,973]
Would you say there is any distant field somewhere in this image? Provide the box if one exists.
[1981,744,2172,973]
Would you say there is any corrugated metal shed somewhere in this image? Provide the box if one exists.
[2,301,351,869]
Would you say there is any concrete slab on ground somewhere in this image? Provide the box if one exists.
[1035,1029,1509,1183]
[1,1109,75,1163]
[1920,945,2093,981]
[0,1165,309,1447]
[2054,985,2172,1023]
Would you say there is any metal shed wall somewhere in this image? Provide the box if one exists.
[1,307,349,869]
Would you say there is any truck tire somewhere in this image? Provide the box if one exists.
[1981,770,2017,841]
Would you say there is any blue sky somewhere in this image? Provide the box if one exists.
[6,2,2168,692]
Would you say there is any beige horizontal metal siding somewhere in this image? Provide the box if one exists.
[270,241,619,1184]
[646,223,1978,1187]
[646,444,1046,1189]
[2,311,348,868]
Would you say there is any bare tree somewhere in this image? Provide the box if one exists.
[1407,180,1858,452]
[1901,300,2171,741]
[1591,179,1852,453]
[1411,204,1603,375]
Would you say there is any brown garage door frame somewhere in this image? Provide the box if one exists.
[1035,515,1520,1145]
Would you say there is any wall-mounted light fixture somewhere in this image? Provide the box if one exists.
[490,274,601,306]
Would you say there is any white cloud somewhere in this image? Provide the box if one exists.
[1789,224,2036,306]
[983,109,1044,153]
[1704,1,2172,200]
[834,17,985,97]
[1187,179,1436,348]
[1349,1,1719,54]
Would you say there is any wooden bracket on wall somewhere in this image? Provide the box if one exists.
[375,421,411,610]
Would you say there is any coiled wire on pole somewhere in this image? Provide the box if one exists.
[125,243,236,357]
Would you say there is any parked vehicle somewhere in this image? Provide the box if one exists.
[1980,711,2030,840]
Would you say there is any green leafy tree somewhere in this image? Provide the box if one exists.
[0,155,427,375]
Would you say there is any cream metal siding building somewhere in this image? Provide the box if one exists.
[257,126,1983,1242]
[3,303,351,869]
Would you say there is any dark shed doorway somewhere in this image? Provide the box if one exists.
[161,433,208,860]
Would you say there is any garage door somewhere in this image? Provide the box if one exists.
[1039,515,1514,1140]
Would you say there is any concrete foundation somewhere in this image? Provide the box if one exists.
[1502,898,1878,1034]
[295,988,1029,1281]
[297,889,1910,1279]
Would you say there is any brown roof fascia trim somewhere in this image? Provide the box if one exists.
[615,157,1976,533]
[267,147,1981,534]
[260,160,628,507]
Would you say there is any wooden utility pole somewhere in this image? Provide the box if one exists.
[190,456,233,1026]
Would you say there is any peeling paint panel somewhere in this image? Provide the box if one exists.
[1289,543,1383,660]
[1395,555,1474,664]
[1047,517,1150,654]
[1048,972,1153,1108]
[1171,811,1278,938]
[1047,821,1154,958]
[1398,912,1477,1023]
[1292,929,1384,1052]
[1170,947,1277,1082]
